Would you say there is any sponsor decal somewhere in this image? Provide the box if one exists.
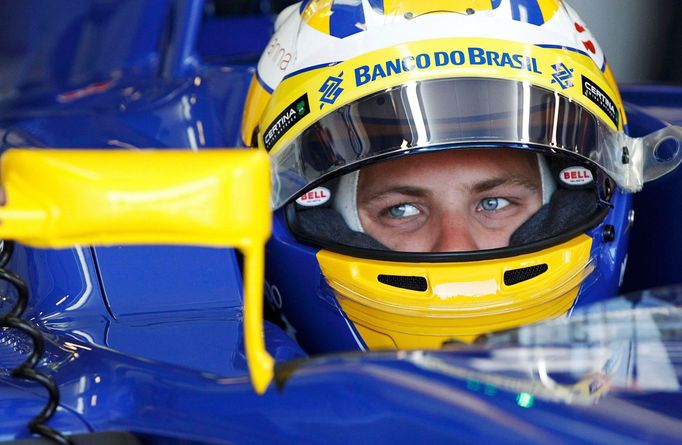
[550,62,574,89]
[263,94,310,151]
[574,22,597,54]
[295,186,331,206]
[559,166,593,186]
[582,75,619,127]
[266,37,292,71]
[319,72,345,109]
[354,47,542,86]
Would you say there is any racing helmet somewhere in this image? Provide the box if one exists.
[242,0,682,353]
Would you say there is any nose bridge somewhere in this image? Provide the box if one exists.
[432,213,479,252]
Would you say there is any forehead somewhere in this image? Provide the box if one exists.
[360,149,539,180]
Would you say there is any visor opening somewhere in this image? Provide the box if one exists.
[503,264,549,286]
[378,274,428,292]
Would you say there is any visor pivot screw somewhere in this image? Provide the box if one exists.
[404,11,414,19]
[621,146,630,164]
[603,224,616,243]
[466,8,476,15]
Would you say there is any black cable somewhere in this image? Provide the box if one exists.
[0,241,73,445]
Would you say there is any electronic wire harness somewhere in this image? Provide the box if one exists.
[0,241,72,444]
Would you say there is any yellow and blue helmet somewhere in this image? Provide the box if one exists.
[243,0,682,352]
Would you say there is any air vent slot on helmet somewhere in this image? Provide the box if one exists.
[377,275,428,292]
[504,264,549,286]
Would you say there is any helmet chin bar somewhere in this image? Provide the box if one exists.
[316,236,596,350]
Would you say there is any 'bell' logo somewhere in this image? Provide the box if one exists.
[295,187,331,207]
[559,166,593,186]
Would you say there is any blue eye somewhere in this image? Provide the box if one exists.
[479,198,511,212]
[388,203,420,218]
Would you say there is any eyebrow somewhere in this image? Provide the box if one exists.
[468,175,540,194]
[362,186,429,203]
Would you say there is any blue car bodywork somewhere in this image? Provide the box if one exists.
[1,1,681,443]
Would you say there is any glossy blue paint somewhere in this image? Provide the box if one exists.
[0,0,170,100]
[0,244,307,379]
[161,0,205,79]
[266,211,368,354]
[93,246,244,317]
[0,66,254,150]
[3,245,111,327]
[621,85,682,126]
[0,384,89,440]
[577,188,633,308]
[4,290,682,443]
[198,16,275,65]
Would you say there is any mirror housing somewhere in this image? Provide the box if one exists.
[0,148,274,393]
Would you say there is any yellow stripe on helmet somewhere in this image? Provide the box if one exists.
[382,0,496,16]
[602,61,628,128]
[261,38,625,155]
[241,74,272,147]
[537,0,561,22]
[301,0,333,35]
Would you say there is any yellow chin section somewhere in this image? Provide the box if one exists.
[317,234,594,350]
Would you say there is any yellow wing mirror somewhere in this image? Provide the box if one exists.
[0,148,274,393]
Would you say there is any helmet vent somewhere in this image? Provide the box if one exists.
[377,275,428,292]
[504,264,549,286]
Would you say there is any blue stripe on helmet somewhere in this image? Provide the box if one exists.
[255,70,274,94]
[282,61,343,82]
[299,0,312,14]
[330,0,367,38]
[510,0,545,26]
[535,44,590,59]
[367,0,384,14]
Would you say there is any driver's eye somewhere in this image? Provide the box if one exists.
[388,203,420,218]
[478,197,510,212]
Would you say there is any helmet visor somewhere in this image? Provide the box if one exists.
[271,77,681,209]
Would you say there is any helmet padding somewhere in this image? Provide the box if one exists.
[509,189,598,246]
[295,207,388,250]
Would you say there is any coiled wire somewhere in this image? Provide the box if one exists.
[0,241,73,444]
